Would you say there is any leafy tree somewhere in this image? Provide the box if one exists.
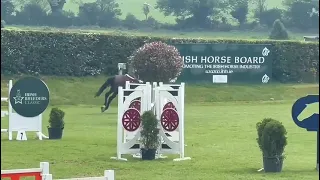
[15,0,66,14]
[14,3,48,25]
[269,19,289,40]
[142,3,152,20]
[252,0,267,22]
[259,8,284,28]
[78,2,99,25]
[230,0,249,26]
[283,0,319,29]
[47,10,75,27]
[77,0,121,27]
[1,0,15,22]
[156,0,227,28]
[14,0,51,13]
[123,13,140,29]
[144,16,161,29]
[48,0,66,14]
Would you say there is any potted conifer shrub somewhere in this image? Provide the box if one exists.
[256,118,288,172]
[47,107,65,139]
[140,110,161,160]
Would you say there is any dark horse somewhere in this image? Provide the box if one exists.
[94,74,143,112]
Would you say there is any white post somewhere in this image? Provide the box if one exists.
[40,162,52,180]
[118,63,126,75]
[110,86,127,161]
[146,82,151,111]
[40,162,49,174]
[125,81,130,89]
[8,80,13,140]
[151,82,157,114]
[104,170,115,180]
[173,82,191,161]
[180,83,185,158]
[43,174,52,180]
[117,86,123,160]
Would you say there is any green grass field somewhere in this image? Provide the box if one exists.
[1,77,319,179]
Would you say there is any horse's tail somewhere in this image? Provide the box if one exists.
[94,77,114,97]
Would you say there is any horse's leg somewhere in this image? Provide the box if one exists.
[101,89,113,112]
[104,92,118,111]
[95,77,114,97]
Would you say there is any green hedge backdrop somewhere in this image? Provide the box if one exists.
[1,30,319,83]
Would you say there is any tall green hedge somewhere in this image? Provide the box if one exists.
[1,29,319,83]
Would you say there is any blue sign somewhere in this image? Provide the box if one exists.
[291,95,319,171]
[291,95,319,131]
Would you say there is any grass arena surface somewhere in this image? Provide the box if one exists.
[1,77,319,180]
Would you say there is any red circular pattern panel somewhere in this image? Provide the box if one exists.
[160,108,179,132]
[162,102,177,111]
[122,108,141,132]
[129,100,141,111]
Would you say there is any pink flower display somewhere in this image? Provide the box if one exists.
[128,41,183,83]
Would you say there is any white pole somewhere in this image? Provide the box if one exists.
[179,83,185,159]
[117,87,123,160]
[8,80,13,140]
[104,170,115,180]
[118,63,126,75]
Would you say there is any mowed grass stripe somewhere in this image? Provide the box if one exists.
[1,76,319,106]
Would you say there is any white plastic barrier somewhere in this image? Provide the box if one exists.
[111,81,191,161]
[1,80,48,140]
[154,82,189,161]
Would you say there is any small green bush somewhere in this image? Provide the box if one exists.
[256,118,275,147]
[269,19,289,40]
[256,118,287,157]
[140,110,161,150]
[123,13,140,29]
[48,107,65,129]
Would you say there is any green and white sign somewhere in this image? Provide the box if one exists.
[174,44,273,84]
[9,77,50,117]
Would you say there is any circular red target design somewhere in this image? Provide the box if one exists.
[122,108,141,132]
[129,100,141,111]
[163,102,177,111]
[160,108,179,132]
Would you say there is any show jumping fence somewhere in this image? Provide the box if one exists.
[1,162,115,180]
[1,162,52,180]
